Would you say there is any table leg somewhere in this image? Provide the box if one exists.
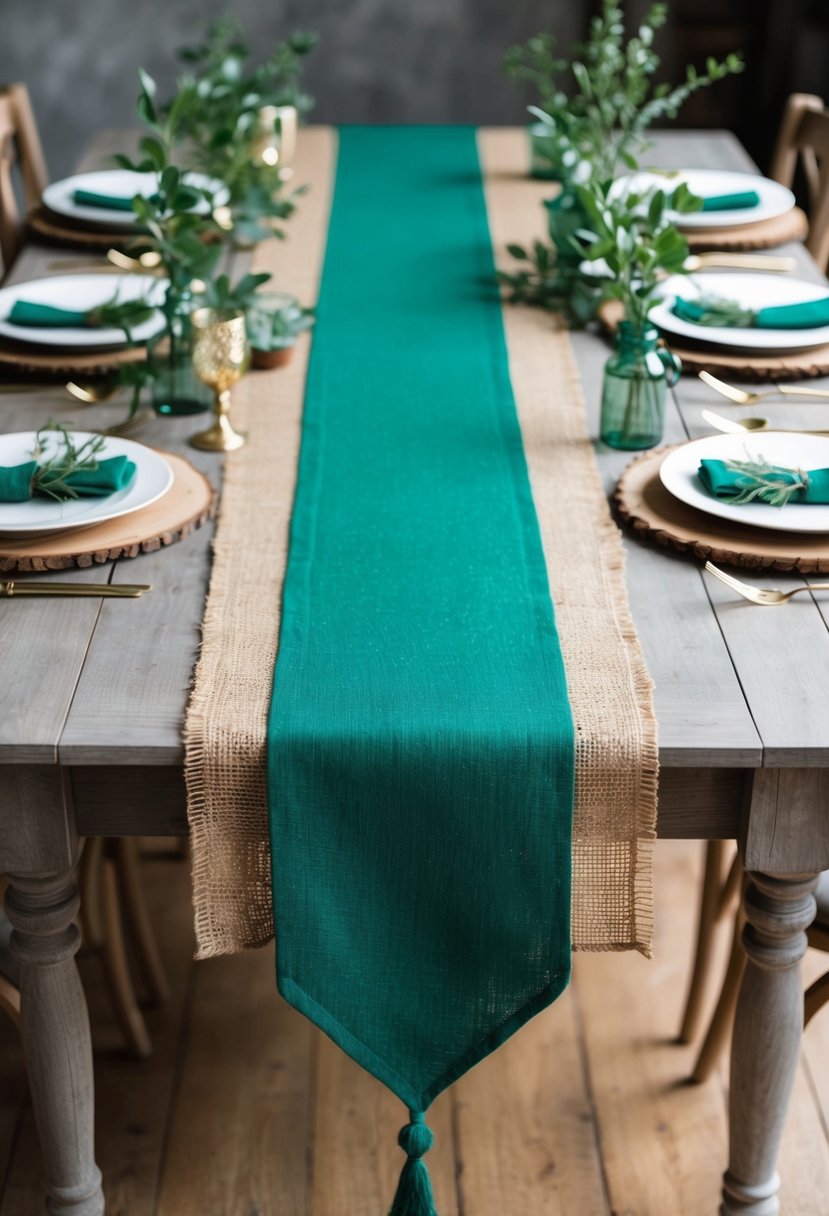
[721,870,818,1216]
[5,864,104,1215]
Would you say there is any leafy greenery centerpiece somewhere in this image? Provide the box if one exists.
[169,18,317,245]
[116,69,226,416]
[576,178,699,448]
[503,33,570,181]
[501,1,743,322]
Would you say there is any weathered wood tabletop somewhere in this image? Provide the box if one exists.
[1,129,828,1216]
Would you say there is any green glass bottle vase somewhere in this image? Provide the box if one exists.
[600,322,682,451]
[150,285,213,417]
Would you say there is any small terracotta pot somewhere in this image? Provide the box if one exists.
[251,345,295,370]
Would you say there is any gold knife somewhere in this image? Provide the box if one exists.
[0,581,151,598]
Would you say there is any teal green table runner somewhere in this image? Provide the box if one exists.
[267,126,575,1214]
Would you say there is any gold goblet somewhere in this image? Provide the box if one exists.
[189,308,249,452]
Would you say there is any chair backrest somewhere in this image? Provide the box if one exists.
[0,83,48,271]
[770,92,829,273]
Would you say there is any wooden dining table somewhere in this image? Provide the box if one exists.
[1,127,828,1216]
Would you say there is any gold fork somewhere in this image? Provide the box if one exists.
[700,370,829,404]
[704,561,829,605]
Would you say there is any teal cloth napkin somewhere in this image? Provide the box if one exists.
[73,189,136,211]
[673,295,829,330]
[0,455,136,502]
[700,190,761,211]
[8,301,92,327]
[699,458,829,504]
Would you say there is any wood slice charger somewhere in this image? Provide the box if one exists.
[26,204,136,251]
[0,452,215,573]
[0,340,148,377]
[614,444,829,573]
[662,339,829,383]
[683,206,808,253]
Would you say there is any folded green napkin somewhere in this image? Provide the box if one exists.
[73,189,136,211]
[0,455,136,503]
[673,295,829,330]
[8,301,91,327]
[700,190,761,212]
[699,458,829,505]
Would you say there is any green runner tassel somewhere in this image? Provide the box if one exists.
[389,1112,438,1216]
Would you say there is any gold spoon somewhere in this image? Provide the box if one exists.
[699,370,829,404]
[66,380,121,404]
[701,408,829,436]
[63,381,153,436]
[106,248,163,272]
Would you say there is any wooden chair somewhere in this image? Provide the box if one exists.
[1,840,170,1059]
[681,864,829,1083]
[770,92,829,272]
[0,82,48,271]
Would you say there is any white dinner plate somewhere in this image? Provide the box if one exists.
[649,273,829,353]
[611,168,795,229]
[0,432,173,537]
[660,433,829,534]
[42,169,229,231]
[0,275,167,349]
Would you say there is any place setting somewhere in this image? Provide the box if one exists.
[0,420,214,572]
[612,166,807,251]
[649,268,829,379]
[28,165,229,249]
[0,270,166,376]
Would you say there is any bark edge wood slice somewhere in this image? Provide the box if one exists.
[684,206,808,252]
[613,445,829,572]
[0,452,216,572]
[26,205,135,250]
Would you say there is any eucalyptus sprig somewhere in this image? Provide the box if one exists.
[166,18,317,244]
[498,241,602,327]
[675,294,756,327]
[575,179,702,327]
[199,271,272,313]
[30,424,107,502]
[507,1,744,185]
[116,69,225,291]
[87,294,156,338]
[503,33,567,121]
[723,456,809,507]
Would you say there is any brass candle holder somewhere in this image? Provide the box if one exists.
[189,308,250,452]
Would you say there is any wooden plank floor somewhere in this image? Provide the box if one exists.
[2,840,829,1215]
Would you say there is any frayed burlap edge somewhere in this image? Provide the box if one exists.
[478,129,657,956]
[185,126,657,960]
[185,128,338,958]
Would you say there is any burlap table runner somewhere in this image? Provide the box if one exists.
[185,127,657,960]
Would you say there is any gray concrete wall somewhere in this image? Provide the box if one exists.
[0,0,585,179]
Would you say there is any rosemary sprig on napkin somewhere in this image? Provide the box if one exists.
[678,294,755,327]
[31,424,107,502]
[724,455,809,507]
[86,294,156,337]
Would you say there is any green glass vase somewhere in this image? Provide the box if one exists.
[150,285,213,417]
[600,322,682,451]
